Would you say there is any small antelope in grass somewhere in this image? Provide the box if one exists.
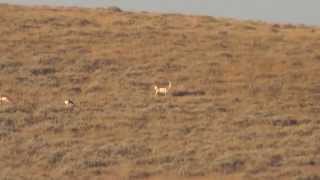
[64,99,75,108]
[0,95,12,104]
[154,81,172,96]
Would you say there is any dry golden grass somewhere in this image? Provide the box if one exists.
[1,4,320,180]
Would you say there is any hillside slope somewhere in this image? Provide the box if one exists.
[1,4,320,180]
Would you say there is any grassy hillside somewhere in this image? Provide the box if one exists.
[1,4,320,180]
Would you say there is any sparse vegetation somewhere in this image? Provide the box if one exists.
[0,4,320,180]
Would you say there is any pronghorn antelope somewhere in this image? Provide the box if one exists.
[154,81,172,96]
[0,95,12,104]
[64,99,75,108]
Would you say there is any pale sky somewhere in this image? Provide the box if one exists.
[1,0,320,25]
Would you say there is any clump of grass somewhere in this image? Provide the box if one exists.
[48,151,65,166]
[171,89,205,97]
[296,175,320,180]
[106,6,122,13]
[213,155,246,174]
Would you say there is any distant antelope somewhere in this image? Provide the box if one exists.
[0,95,12,104]
[154,81,172,96]
[64,99,75,108]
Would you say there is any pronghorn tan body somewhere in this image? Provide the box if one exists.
[64,99,75,108]
[154,81,172,96]
[0,95,12,104]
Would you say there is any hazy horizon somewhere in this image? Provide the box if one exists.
[1,0,320,25]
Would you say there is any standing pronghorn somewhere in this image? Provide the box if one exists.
[0,95,12,104]
[64,99,75,108]
[154,81,172,96]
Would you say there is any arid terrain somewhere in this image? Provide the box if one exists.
[1,4,320,180]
